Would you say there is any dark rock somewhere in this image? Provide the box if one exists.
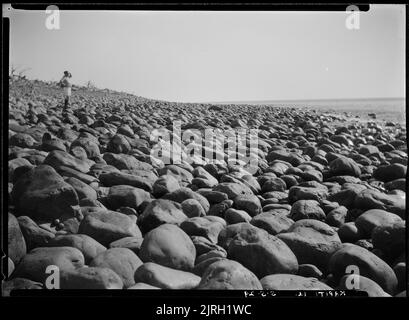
[208,200,233,217]
[193,257,226,276]
[58,165,99,185]
[162,187,210,213]
[289,200,326,222]
[47,234,106,264]
[329,157,361,177]
[152,174,180,197]
[181,199,206,217]
[70,136,101,158]
[99,171,153,192]
[328,244,398,294]
[384,178,406,192]
[338,274,390,297]
[353,189,405,218]
[261,178,287,192]
[139,224,196,271]
[65,176,97,200]
[17,216,55,251]
[44,150,92,173]
[278,219,342,272]
[106,185,151,211]
[8,158,34,183]
[393,262,406,293]
[225,208,252,224]
[109,236,143,255]
[79,207,141,246]
[288,186,328,204]
[13,247,84,283]
[9,133,37,148]
[227,224,298,278]
[106,134,132,154]
[60,266,123,289]
[260,274,332,290]
[192,236,226,256]
[157,165,193,185]
[195,249,227,265]
[325,206,348,227]
[196,189,229,204]
[355,239,373,251]
[328,184,366,208]
[11,165,79,220]
[372,220,405,261]
[138,199,187,233]
[250,212,294,235]
[134,262,201,289]
[233,194,262,217]
[103,153,153,171]
[2,278,43,296]
[374,163,406,183]
[355,209,402,238]
[90,248,142,288]
[297,264,323,279]
[180,217,225,244]
[213,182,253,199]
[338,222,362,243]
[267,150,304,167]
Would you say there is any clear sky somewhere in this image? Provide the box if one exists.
[8,5,405,103]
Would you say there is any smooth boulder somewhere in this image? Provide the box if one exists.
[8,213,27,264]
[90,248,143,288]
[79,207,142,246]
[260,274,332,290]
[197,259,262,290]
[134,262,201,289]
[227,224,298,277]
[328,244,398,294]
[11,165,79,220]
[60,266,123,289]
[139,224,196,271]
[138,199,187,234]
[278,219,342,272]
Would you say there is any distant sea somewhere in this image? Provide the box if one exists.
[216,98,406,125]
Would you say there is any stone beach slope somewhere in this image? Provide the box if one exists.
[5,78,407,296]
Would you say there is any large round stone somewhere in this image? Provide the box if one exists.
[139,224,196,271]
[47,234,106,264]
[328,244,398,294]
[260,274,332,290]
[60,266,123,289]
[134,262,201,289]
[11,165,79,220]
[90,248,143,288]
[138,199,187,234]
[197,259,262,290]
[278,219,342,272]
[12,246,85,283]
[8,213,27,264]
[227,224,298,278]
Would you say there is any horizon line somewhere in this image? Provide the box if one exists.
[205,97,406,105]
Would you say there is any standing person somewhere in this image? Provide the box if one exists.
[59,71,72,109]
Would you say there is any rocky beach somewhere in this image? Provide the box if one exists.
[5,78,407,296]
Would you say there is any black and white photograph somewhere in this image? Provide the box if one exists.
[2,3,407,304]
